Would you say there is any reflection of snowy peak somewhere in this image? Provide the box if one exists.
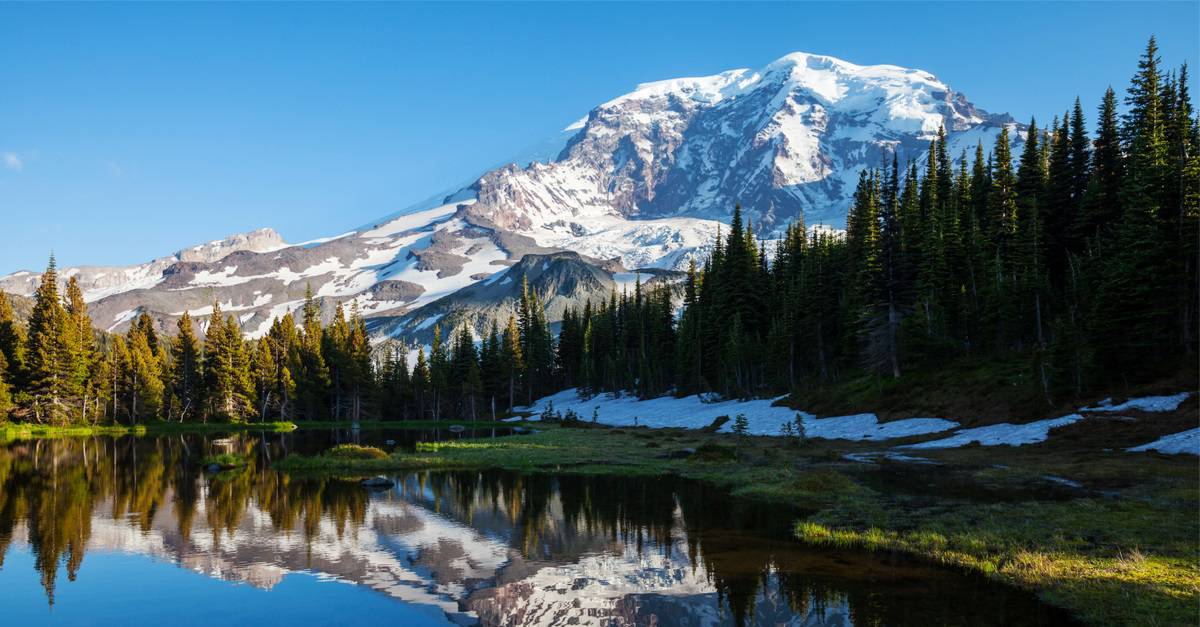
[1,51,1021,341]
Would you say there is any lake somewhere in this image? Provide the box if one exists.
[0,433,1076,626]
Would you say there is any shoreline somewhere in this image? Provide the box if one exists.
[269,421,1198,626]
[0,418,521,439]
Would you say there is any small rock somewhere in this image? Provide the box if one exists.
[360,476,395,489]
[448,425,466,434]
[667,444,696,458]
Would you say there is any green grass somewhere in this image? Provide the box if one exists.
[326,444,389,460]
[269,421,1199,625]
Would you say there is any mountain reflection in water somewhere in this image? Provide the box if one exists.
[0,434,1075,626]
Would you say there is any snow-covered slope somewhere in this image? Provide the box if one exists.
[1,50,1022,340]
[0,227,287,302]
[463,51,1021,238]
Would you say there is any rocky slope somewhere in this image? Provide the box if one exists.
[373,251,682,343]
[0,51,1022,341]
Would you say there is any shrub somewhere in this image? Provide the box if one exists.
[690,442,737,462]
[326,444,388,460]
[732,413,749,437]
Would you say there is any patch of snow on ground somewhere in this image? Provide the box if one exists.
[1127,428,1200,456]
[519,389,958,441]
[902,414,1085,449]
[413,313,444,332]
[1081,392,1191,413]
[108,308,140,331]
[808,413,958,441]
[1043,476,1084,489]
[189,265,255,287]
[844,451,937,465]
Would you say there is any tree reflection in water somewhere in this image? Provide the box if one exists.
[0,435,1075,626]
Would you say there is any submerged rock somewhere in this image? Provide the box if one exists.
[360,476,395,489]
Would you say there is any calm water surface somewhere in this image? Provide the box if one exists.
[0,433,1077,626]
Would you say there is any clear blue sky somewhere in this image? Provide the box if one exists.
[2,1,1196,273]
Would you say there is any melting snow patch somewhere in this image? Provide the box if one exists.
[1127,428,1200,456]
[1081,392,1191,413]
[902,414,1085,449]
[412,313,444,332]
[520,389,958,441]
[844,451,938,465]
[807,413,958,441]
[1043,475,1084,489]
[108,308,140,331]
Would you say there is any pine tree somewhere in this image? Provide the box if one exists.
[24,256,69,424]
[450,325,481,420]
[296,284,330,419]
[0,292,25,390]
[480,320,504,419]
[412,346,430,419]
[1094,37,1176,375]
[62,277,98,421]
[1015,118,1048,348]
[429,324,450,420]
[0,350,11,417]
[252,338,276,422]
[123,319,164,422]
[501,314,523,409]
[202,303,253,421]
[1078,87,1125,242]
[168,312,202,422]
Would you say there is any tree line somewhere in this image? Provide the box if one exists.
[0,265,559,424]
[582,36,1196,400]
[0,37,1193,425]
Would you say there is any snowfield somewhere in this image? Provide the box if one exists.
[519,388,958,441]
[520,390,1196,456]
[900,414,1085,450]
[1080,392,1191,413]
[1127,428,1200,456]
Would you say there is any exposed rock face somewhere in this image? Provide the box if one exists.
[372,251,682,343]
[0,51,1022,341]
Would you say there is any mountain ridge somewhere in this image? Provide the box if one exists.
[1,50,1024,340]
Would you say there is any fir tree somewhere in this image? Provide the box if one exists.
[24,256,69,424]
[168,312,202,422]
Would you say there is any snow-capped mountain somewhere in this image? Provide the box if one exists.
[1,51,1022,339]
[462,51,1019,237]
